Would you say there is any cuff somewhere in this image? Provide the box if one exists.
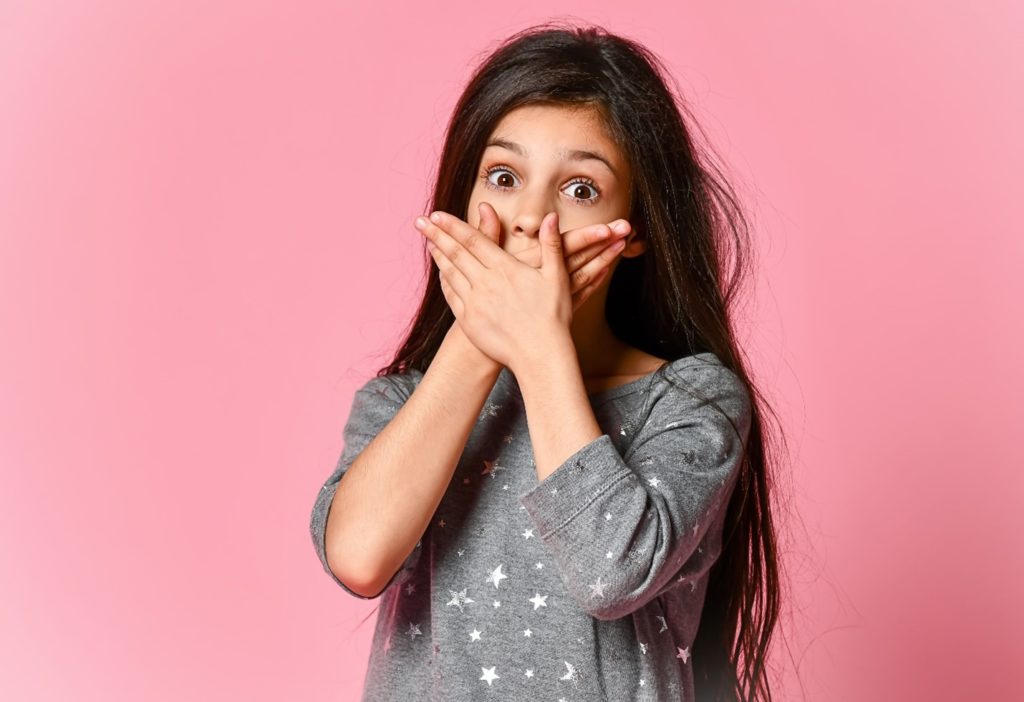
[517,433,634,538]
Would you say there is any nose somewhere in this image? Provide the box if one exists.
[509,207,554,242]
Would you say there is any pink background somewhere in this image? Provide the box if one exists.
[2,2,1021,700]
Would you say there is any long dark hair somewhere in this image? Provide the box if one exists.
[355,21,787,701]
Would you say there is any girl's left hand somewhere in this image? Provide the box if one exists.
[415,208,573,373]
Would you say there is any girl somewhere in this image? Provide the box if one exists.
[311,23,782,701]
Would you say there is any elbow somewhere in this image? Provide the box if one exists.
[327,554,388,599]
[325,537,387,598]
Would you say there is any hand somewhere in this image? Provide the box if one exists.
[475,202,630,312]
[439,202,629,374]
[415,207,626,372]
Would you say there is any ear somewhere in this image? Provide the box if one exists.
[620,214,648,258]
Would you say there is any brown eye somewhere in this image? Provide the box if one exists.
[569,183,597,200]
[561,178,601,205]
[481,165,602,206]
[484,166,518,190]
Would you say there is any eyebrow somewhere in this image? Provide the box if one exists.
[485,138,618,179]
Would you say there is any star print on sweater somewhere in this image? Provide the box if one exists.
[309,351,752,701]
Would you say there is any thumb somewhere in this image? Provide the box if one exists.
[477,202,501,246]
[540,211,566,279]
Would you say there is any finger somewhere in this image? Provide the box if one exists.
[417,214,488,286]
[539,211,567,281]
[562,219,630,258]
[567,236,627,286]
[571,264,611,311]
[426,239,473,303]
[512,244,541,270]
[477,202,501,246]
[417,210,504,275]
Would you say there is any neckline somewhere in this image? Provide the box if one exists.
[496,352,718,404]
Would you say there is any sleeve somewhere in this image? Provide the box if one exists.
[517,362,753,620]
[309,372,425,600]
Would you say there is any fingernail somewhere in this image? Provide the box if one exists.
[429,211,442,224]
[415,216,428,230]
[612,220,630,235]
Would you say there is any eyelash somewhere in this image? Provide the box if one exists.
[480,164,602,206]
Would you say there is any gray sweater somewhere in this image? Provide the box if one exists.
[310,351,752,701]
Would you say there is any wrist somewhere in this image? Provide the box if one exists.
[443,321,503,376]
[509,327,576,382]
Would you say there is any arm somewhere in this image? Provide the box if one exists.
[310,322,502,598]
[514,334,753,620]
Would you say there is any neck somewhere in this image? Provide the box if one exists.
[567,285,628,378]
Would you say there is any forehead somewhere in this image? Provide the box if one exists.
[485,104,627,175]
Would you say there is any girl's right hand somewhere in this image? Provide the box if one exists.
[475,201,630,312]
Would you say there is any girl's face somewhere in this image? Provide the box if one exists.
[466,103,642,261]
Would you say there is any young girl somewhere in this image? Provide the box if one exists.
[311,23,781,702]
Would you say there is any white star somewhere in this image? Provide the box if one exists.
[502,483,509,490]
[589,576,608,599]
[446,588,474,613]
[457,549,465,557]
[522,528,534,539]
[407,622,422,639]
[639,679,646,686]
[523,628,532,637]
[487,564,508,588]
[656,615,668,632]
[404,582,416,595]
[560,661,578,684]
[469,628,482,642]
[676,646,691,664]
[480,666,499,685]
[604,512,612,520]
[525,669,534,677]
[492,600,501,608]
[691,580,698,592]
[606,551,613,559]
[639,641,648,654]
[551,487,558,494]
[535,562,544,569]
[438,518,446,528]
[692,521,699,535]
[529,593,548,610]
[647,476,661,487]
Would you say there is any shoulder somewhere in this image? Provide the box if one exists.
[654,352,753,426]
